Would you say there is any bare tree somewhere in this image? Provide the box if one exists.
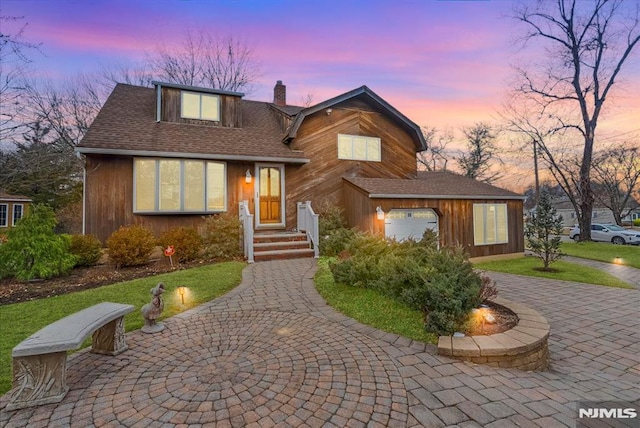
[0,16,41,143]
[511,0,640,241]
[591,144,640,225]
[417,126,453,172]
[457,123,503,184]
[147,30,262,93]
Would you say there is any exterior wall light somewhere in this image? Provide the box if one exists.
[245,169,252,184]
[376,206,385,220]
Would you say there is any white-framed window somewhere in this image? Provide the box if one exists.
[12,204,24,226]
[473,203,508,245]
[181,91,220,121]
[337,134,381,162]
[0,204,7,227]
[134,158,226,213]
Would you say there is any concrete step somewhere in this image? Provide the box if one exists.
[253,248,315,262]
[254,240,311,252]
[254,232,307,244]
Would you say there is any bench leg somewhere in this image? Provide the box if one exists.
[7,352,69,411]
[92,315,128,356]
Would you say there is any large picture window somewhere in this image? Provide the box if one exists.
[134,158,226,213]
[337,134,381,162]
[181,91,220,121]
[473,203,508,245]
[0,204,7,227]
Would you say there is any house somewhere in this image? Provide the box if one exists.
[550,198,639,227]
[76,81,524,259]
[0,190,31,229]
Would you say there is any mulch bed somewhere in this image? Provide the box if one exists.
[464,301,519,336]
[0,259,208,305]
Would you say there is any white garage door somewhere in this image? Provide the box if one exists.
[385,209,438,241]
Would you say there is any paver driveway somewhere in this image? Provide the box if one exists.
[1,259,638,427]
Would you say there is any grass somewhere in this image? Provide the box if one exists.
[560,241,640,269]
[314,258,438,345]
[0,261,245,395]
[475,256,633,288]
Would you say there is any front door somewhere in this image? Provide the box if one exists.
[256,164,285,228]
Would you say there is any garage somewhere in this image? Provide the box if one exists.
[384,208,438,241]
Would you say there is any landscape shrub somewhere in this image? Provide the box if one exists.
[157,227,203,263]
[329,233,388,287]
[106,224,156,267]
[328,230,482,336]
[477,274,498,303]
[201,213,242,260]
[317,202,356,256]
[69,234,103,267]
[0,204,76,280]
[399,246,481,336]
[634,218,640,227]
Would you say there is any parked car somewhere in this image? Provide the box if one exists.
[569,223,640,245]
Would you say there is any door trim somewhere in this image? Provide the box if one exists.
[255,163,286,229]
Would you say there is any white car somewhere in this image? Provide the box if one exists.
[569,223,640,245]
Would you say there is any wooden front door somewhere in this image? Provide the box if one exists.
[256,164,284,227]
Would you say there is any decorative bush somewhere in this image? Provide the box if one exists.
[157,227,203,263]
[634,218,640,227]
[399,246,481,336]
[329,230,482,336]
[106,224,156,267]
[525,191,564,270]
[69,234,103,267]
[477,274,498,303]
[201,213,242,260]
[317,201,356,256]
[0,204,76,280]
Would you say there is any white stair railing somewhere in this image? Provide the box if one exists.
[239,201,254,263]
[297,201,320,258]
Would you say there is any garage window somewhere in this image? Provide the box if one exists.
[473,204,508,245]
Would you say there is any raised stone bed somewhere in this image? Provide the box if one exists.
[437,297,549,371]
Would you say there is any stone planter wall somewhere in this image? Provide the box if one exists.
[437,298,550,371]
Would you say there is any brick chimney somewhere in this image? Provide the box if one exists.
[273,80,286,106]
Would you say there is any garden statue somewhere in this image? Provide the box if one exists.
[141,282,165,333]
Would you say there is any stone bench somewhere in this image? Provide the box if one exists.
[437,298,550,371]
[7,302,135,411]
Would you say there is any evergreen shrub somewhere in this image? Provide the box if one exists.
[69,234,103,267]
[202,213,242,260]
[157,227,203,263]
[0,204,76,280]
[106,224,156,267]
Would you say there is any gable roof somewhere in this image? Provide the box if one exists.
[284,86,427,151]
[0,190,32,202]
[345,171,524,200]
[77,84,309,163]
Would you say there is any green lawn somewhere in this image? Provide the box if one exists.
[560,241,640,269]
[314,259,437,345]
[474,256,633,288]
[0,261,245,395]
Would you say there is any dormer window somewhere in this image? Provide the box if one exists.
[181,91,220,121]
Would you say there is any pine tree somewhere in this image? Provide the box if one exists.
[525,191,564,271]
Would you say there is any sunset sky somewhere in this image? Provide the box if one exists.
[2,0,639,189]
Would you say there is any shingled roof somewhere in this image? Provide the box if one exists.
[344,171,524,200]
[0,190,32,201]
[77,84,309,163]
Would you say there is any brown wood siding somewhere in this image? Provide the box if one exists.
[160,87,242,128]
[285,107,418,227]
[342,181,524,258]
[84,154,255,242]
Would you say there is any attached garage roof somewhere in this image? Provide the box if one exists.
[344,172,524,200]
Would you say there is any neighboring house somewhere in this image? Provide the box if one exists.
[76,81,524,258]
[550,198,638,227]
[0,190,31,229]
